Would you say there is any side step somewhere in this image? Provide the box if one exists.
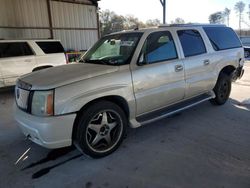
[136,92,215,125]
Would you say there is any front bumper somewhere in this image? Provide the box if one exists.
[14,105,76,149]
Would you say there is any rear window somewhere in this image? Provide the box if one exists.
[36,41,65,54]
[0,42,33,58]
[177,30,206,57]
[203,27,242,51]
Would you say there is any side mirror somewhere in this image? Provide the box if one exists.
[110,40,116,45]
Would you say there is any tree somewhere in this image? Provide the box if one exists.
[124,15,145,30]
[209,11,225,24]
[248,4,250,20]
[99,10,126,35]
[99,10,161,36]
[234,1,245,33]
[99,10,116,35]
[224,8,231,26]
[145,19,161,27]
[111,15,126,33]
[171,17,185,24]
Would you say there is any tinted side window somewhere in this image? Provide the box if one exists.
[140,31,178,64]
[177,30,206,57]
[36,42,65,54]
[204,27,242,51]
[0,42,33,58]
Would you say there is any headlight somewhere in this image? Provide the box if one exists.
[31,90,54,116]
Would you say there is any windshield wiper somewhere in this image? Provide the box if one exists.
[84,59,114,65]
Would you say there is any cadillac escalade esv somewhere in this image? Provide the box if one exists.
[14,24,244,158]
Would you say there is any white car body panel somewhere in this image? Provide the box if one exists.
[0,40,66,88]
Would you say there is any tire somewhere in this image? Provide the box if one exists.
[74,101,127,158]
[210,73,232,105]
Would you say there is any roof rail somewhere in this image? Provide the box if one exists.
[158,23,226,28]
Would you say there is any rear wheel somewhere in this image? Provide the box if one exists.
[74,101,127,158]
[210,73,232,105]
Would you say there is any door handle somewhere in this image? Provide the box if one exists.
[203,59,210,66]
[175,64,183,72]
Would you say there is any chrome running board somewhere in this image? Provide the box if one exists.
[137,92,215,125]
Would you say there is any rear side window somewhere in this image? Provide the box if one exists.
[177,30,206,57]
[204,27,242,51]
[139,31,178,64]
[0,42,33,58]
[36,41,65,54]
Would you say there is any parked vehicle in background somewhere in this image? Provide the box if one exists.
[65,51,85,63]
[15,24,244,158]
[240,37,250,60]
[0,40,66,88]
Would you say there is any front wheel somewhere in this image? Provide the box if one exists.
[74,101,127,158]
[210,73,232,105]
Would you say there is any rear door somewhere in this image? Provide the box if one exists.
[177,29,213,98]
[132,30,185,115]
[34,41,66,66]
[0,42,36,86]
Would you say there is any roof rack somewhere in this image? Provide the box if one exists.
[158,23,226,28]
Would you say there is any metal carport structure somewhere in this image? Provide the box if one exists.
[0,0,100,51]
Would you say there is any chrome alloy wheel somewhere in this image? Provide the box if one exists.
[86,110,123,153]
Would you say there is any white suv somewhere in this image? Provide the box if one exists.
[14,24,244,158]
[0,40,66,88]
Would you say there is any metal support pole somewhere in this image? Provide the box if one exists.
[46,0,54,39]
[159,0,166,24]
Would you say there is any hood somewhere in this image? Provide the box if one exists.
[20,63,119,90]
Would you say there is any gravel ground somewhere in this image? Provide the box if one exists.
[0,64,250,188]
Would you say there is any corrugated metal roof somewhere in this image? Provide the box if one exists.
[0,0,100,50]
[0,0,49,27]
[52,0,100,6]
[50,1,97,28]
[53,29,98,50]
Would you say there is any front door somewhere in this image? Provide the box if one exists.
[132,31,185,115]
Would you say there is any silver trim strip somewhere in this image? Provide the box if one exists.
[141,95,214,125]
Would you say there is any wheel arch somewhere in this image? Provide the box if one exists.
[219,65,236,76]
[32,65,53,72]
[71,95,130,140]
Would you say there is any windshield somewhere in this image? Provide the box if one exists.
[82,32,142,65]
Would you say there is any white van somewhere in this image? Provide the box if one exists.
[0,40,66,88]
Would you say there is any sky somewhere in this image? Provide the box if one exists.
[99,0,250,29]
